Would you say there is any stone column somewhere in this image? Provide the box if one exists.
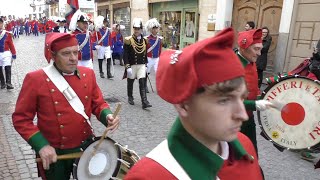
[198,0,217,40]
[109,3,114,26]
[215,0,233,30]
[274,0,296,73]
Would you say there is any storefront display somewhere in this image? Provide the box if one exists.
[158,11,181,49]
[151,0,198,49]
[113,7,130,37]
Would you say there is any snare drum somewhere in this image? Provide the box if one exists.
[73,137,140,180]
[258,75,320,151]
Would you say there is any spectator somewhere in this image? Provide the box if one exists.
[245,21,255,31]
[256,26,272,87]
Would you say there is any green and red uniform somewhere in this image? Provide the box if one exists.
[125,118,263,180]
[12,66,112,180]
[237,52,260,152]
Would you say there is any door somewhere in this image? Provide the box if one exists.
[232,0,283,72]
[180,8,198,48]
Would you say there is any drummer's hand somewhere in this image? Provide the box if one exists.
[39,145,57,170]
[256,100,274,111]
[106,114,120,133]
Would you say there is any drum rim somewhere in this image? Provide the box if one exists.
[72,136,122,179]
[258,75,320,151]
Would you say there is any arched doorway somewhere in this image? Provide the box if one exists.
[232,0,283,75]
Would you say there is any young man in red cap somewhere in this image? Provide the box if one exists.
[125,28,263,180]
[12,33,120,180]
[0,17,16,89]
[236,29,273,153]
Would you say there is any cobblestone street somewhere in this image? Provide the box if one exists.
[0,35,319,179]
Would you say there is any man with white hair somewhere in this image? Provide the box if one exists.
[123,18,152,109]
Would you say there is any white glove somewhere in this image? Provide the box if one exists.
[127,68,133,78]
[95,45,101,50]
[256,100,274,111]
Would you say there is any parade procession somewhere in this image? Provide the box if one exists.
[1,0,320,179]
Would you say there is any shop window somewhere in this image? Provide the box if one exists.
[185,12,195,38]
[113,7,130,37]
[159,11,181,50]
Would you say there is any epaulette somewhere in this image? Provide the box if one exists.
[144,36,149,44]
[124,36,131,45]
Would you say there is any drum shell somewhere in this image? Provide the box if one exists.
[73,136,139,180]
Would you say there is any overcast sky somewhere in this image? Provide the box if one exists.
[0,0,34,18]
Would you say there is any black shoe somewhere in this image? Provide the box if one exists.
[142,101,152,109]
[100,72,105,78]
[128,97,134,105]
[6,84,14,89]
[107,74,114,79]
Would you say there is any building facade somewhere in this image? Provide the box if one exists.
[96,0,131,37]
[94,0,317,75]
[279,0,320,73]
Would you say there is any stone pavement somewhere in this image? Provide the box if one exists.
[0,34,319,179]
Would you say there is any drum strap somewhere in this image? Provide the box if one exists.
[43,64,94,131]
[146,140,191,180]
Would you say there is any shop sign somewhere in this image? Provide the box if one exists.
[207,14,216,31]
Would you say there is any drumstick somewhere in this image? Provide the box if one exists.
[92,103,122,156]
[35,152,83,163]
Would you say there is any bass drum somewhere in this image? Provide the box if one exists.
[258,75,320,151]
[73,137,140,180]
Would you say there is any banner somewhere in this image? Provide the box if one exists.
[65,0,79,24]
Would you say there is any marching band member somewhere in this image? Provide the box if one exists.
[125,28,263,180]
[33,18,39,36]
[123,18,152,109]
[0,18,16,89]
[236,29,274,153]
[12,33,120,179]
[25,18,31,36]
[111,24,124,66]
[53,18,68,33]
[45,18,55,34]
[69,10,94,69]
[144,18,162,92]
[93,16,113,79]
[5,16,13,33]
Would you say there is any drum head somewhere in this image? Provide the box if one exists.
[258,76,320,150]
[75,137,121,180]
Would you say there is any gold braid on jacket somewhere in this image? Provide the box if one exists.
[130,36,146,54]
